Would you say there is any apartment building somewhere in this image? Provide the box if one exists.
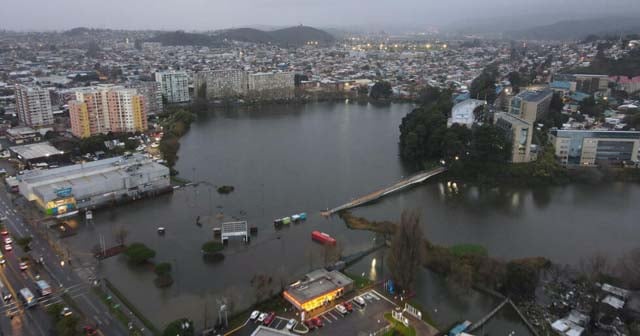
[14,84,54,127]
[193,70,247,99]
[494,112,533,163]
[548,129,640,167]
[69,85,147,138]
[155,71,190,103]
[508,88,553,123]
[127,81,163,115]
[248,72,295,98]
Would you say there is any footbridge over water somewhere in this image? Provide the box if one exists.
[322,166,447,216]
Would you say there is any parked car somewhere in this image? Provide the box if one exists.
[354,296,366,308]
[310,317,323,328]
[19,261,28,270]
[4,244,12,251]
[4,237,12,244]
[335,304,348,315]
[83,326,98,336]
[250,310,261,320]
[286,318,296,330]
[61,307,73,317]
[263,312,276,326]
[257,312,268,323]
[304,319,316,330]
[342,301,353,312]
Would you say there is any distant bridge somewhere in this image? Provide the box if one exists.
[321,166,447,216]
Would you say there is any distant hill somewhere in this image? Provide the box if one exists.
[509,16,640,40]
[147,31,222,47]
[216,28,275,44]
[269,26,335,46]
[149,26,334,47]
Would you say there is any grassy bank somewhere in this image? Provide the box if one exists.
[339,211,551,301]
[103,279,161,335]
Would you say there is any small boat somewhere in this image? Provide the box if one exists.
[291,214,301,222]
[311,231,336,245]
[298,212,307,220]
[282,217,291,225]
[157,227,166,235]
[274,218,284,226]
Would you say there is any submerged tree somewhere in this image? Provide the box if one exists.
[388,210,425,292]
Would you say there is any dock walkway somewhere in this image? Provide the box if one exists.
[322,166,446,216]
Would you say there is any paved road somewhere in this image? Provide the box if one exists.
[0,186,128,335]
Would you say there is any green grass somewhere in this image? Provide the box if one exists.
[383,312,417,336]
[103,279,161,335]
[345,272,374,289]
[92,287,144,336]
[449,244,488,258]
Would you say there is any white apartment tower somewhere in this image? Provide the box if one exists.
[155,71,190,103]
[14,84,54,127]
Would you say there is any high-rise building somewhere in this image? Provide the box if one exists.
[127,81,163,115]
[69,85,147,138]
[14,84,54,127]
[247,72,295,99]
[155,71,190,103]
[193,70,247,99]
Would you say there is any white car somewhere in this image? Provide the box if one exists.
[354,296,366,307]
[4,237,11,244]
[286,318,297,330]
[335,304,348,315]
[3,244,11,251]
[61,307,73,317]
[257,312,268,322]
[19,261,28,270]
[250,310,260,320]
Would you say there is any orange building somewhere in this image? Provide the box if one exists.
[283,269,353,312]
[69,85,147,138]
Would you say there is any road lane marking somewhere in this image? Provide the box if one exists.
[322,315,332,323]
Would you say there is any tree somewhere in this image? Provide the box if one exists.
[370,81,393,99]
[388,210,425,292]
[162,318,194,336]
[124,243,155,264]
[507,72,523,93]
[470,124,512,163]
[470,65,498,103]
[16,236,33,253]
[617,248,640,289]
[580,252,613,285]
[503,261,539,300]
[579,96,605,119]
[113,226,128,246]
[154,261,174,288]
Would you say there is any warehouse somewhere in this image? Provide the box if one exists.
[283,269,353,312]
[16,153,170,215]
[10,142,69,167]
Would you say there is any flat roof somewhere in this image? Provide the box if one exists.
[10,142,64,160]
[516,89,553,102]
[285,269,352,303]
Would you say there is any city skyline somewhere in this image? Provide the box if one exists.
[2,0,640,31]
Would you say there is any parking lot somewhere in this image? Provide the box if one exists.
[231,290,397,336]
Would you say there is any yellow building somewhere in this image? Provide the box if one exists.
[283,269,353,312]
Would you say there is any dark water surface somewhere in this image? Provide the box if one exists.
[65,102,640,332]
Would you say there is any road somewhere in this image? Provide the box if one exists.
[0,186,128,336]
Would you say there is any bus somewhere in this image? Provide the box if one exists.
[0,280,11,302]
[19,288,35,308]
[35,280,52,296]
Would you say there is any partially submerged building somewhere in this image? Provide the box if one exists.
[283,269,353,312]
[16,153,170,215]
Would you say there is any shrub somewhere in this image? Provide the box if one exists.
[124,243,156,265]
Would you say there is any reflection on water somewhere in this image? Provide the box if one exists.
[60,102,640,331]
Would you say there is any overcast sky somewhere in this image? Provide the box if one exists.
[2,0,640,31]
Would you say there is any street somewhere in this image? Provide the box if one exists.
[0,185,129,336]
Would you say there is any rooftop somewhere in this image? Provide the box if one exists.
[516,88,553,102]
[285,269,352,303]
[10,142,64,160]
